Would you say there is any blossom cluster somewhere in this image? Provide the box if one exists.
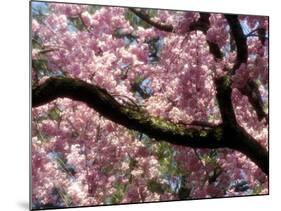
[31,2,268,208]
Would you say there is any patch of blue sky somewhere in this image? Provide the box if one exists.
[67,20,79,32]
[140,77,153,95]
[32,1,49,16]
[163,175,181,193]
[47,151,59,160]
[240,20,251,35]
[240,19,259,36]
[124,36,138,46]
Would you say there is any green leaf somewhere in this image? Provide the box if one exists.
[32,36,43,49]
[253,185,263,194]
[111,190,123,204]
[147,180,165,194]
[100,165,113,175]
[32,59,48,71]
[125,9,157,29]
[87,5,102,14]
[106,183,127,204]
[48,107,61,121]
[53,187,73,207]
[37,131,49,143]
[68,17,86,31]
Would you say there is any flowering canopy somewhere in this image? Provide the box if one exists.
[31,2,268,209]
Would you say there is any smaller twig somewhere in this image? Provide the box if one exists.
[37,48,60,54]
[246,34,268,39]
[129,8,173,32]
[78,13,92,33]
[245,28,260,37]
[193,149,206,168]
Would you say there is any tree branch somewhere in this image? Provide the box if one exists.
[229,124,269,175]
[225,15,268,122]
[32,77,268,175]
[129,8,173,32]
[215,75,268,174]
[33,77,224,149]
[246,28,267,45]
[224,15,248,74]
[129,9,222,59]
[239,80,268,122]
[123,10,268,172]
[190,13,223,59]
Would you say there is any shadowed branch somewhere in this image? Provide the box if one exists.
[32,77,268,174]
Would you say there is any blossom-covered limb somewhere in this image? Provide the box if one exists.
[225,15,268,122]
[33,77,268,174]
[129,9,222,59]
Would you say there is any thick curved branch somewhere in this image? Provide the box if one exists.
[230,124,269,175]
[240,80,268,122]
[215,76,238,126]
[33,77,224,150]
[225,15,268,122]
[32,77,268,174]
[125,10,268,172]
[215,76,268,174]
[225,15,248,73]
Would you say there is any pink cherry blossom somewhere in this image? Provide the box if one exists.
[31,2,268,209]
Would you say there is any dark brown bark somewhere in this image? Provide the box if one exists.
[225,14,268,122]
[129,9,223,60]
[130,10,268,122]
[31,10,269,176]
[32,77,269,175]
[215,76,268,174]
[129,8,174,32]
[33,77,224,149]
[224,15,248,73]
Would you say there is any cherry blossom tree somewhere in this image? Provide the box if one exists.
[31,2,268,209]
